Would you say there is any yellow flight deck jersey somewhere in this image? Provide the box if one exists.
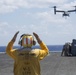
[6,41,49,75]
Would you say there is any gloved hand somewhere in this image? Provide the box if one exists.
[33,32,42,44]
[11,31,19,42]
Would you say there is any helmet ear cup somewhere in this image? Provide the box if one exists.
[18,40,22,46]
[18,34,25,46]
[20,40,22,46]
[33,40,36,45]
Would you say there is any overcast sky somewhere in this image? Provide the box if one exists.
[0,0,76,46]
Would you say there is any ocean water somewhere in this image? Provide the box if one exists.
[0,45,63,53]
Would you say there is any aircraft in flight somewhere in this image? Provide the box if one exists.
[53,6,76,17]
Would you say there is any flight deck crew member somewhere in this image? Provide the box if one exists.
[6,31,49,75]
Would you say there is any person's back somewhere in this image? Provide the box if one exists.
[6,31,49,75]
[13,48,40,75]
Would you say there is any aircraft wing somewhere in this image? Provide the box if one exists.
[68,10,76,12]
[56,10,64,12]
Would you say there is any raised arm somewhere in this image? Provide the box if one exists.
[6,31,19,59]
[33,32,49,60]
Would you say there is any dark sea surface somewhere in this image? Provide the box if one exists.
[0,45,63,53]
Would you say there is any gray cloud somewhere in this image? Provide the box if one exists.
[0,0,69,13]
